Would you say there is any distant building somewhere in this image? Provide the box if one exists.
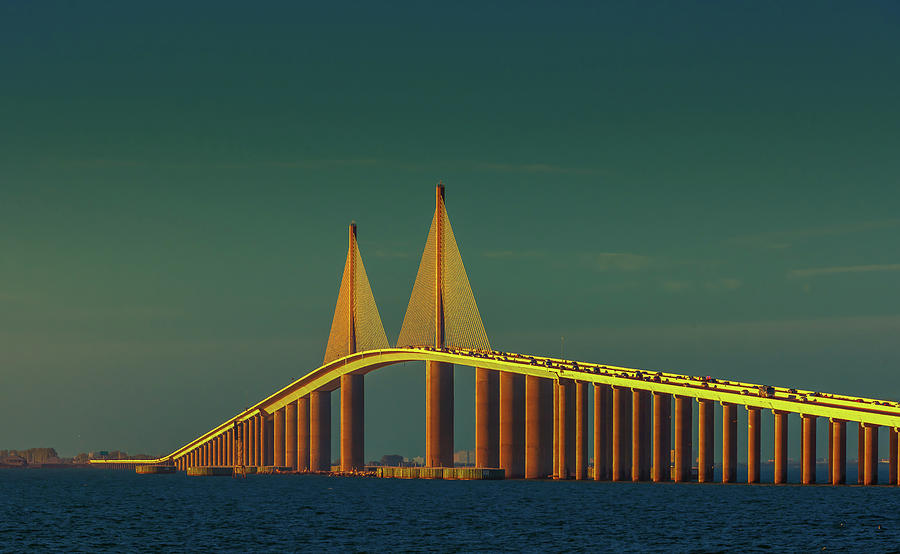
[1,455,26,466]
[453,449,475,466]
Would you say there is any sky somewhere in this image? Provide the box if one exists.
[2,2,899,463]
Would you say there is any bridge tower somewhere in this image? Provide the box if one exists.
[322,223,389,472]
[398,184,491,468]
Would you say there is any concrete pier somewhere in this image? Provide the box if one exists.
[612,386,632,481]
[858,423,865,485]
[285,402,297,470]
[576,382,588,480]
[297,396,310,472]
[310,390,331,471]
[525,375,551,479]
[476,368,500,470]
[595,384,612,481]
[801,414,816,485]
[747,406,761,484]
[697,399,714,483]
[864,424,878,486]
[274,408,285,468]
[774,410,788,484]
[652,392,670,482]
[674,395,691,482]
[426,361,454,468]
[722,402,737,483]
[557,380,576,479]
[890,427,898,486]
[831,419,846,485]
[341,373,364,471]
[500,371,525,478]
[552,384,558,478]
[632,389,650,482]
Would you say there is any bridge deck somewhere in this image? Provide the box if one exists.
[91,347,900,466]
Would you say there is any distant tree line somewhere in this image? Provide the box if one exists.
[1,448,157,464]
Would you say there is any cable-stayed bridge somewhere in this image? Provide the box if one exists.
[94,185,900,486]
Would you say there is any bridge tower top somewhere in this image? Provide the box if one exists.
[323,223,389,364]
[397,183,490,351]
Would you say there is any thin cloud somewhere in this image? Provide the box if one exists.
[729,219,900,250]
[788,264,900,278]
[706,278,742,291]
[482,250,546,260]
[474,162,603,176]
[587,252,651,272]
[662,280,691,293]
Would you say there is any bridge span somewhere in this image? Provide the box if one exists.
[93,185,900,486]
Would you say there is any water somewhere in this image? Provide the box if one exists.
[3,469,900,551]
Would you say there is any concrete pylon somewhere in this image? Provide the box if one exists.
[864,424,878,486]
[612,386,632,481]
[673,395,692,482]
[801,415,816,484]
[596,384,613,481]
[310,391,331,471]
[773,410,788,484]
[500,371,525,478]
[557,380,576,479]
[747,406,761,484]
[652,392,671,482]
[722,402,737,483]
[285,401,297,470]
[476,368,500,469]
[831,419,846,485]
[632,389,650,482]
[525,375,552,478]
[274,408,285,468]
[697,399,714,483]
[297,396,310,471]
[428,186,453,468]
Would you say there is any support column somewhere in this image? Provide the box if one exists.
[259,414,268,467]
[525,375,550,479]
[500,371,525,478]
[652,392,671,482]
[297,397,310,472]
[596,384,613,481]
[341,373,365,472]
[539,378,554,477]
[310,390,331,472]
[747,406,761,484]
[476,368,500,469]
[864,424,878,486]
[773,411,788,484]
[576,382,588,480]
[274,408,285,468]
[831,419,846,485]
[241,420,250,466]
[858,423,865,484]
[827,419,833,483]
[552,384,558,478]
[285,402,297,470]
[612,386,632,481]
[674,395,692,482]
[426,361,454,468]
[557,380,575,479]
[632,389,650,482]
[801,414,816,485]
[722,402,737,483]
[248,417,256,466]
[697,399,714,483]
[890,428,898,486]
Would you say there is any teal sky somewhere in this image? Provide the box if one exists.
[2,2,899,462]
